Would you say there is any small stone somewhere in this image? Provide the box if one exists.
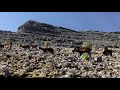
[94,56,102,62]
[59,75,70,78]
[14,69,25,76]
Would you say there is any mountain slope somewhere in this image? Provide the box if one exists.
[0,20,120,47]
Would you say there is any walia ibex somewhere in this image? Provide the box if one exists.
[39,47,54,54]
[0,42,12,51]
[20,45,31,50]
[72,46,91,56]
[0,44,4,51]
[29,42,38,50]
[103,46,112,56]
[20,41,38,51]
[4,42,12,50]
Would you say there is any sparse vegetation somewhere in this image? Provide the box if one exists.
[80,53,90,60]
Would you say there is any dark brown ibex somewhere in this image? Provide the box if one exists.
[39,47,54,54]
[0,44,4,51]
[72,46,91,56]
[103,46,112,56]
[4,42,12,50]
[20,45,30,50]
[29,42,38,50]
[0,42,12,51]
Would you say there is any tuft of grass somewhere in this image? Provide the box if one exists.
[112,43,119,48]
[81,42,90,49]
[80,53,90,60]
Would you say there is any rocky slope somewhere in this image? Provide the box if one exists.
[0,20,120,47]
[0,20,120,78]
[0,46,120,78]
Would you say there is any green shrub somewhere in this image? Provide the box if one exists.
[81,42,90,48]
[112,43,119,48]
[80,53,90,60]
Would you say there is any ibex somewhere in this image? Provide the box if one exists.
[0,44,4,51]
[0,42,12,51]
[20,45,31,50]
[29,42,38,50]
[103,46,112,56]
[39,47,54,54]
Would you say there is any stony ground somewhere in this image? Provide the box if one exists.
[0,20,120,78]
[0,46,120,78]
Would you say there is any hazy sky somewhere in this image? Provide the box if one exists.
[0,12,120,32]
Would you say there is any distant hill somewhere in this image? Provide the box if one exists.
[17,20,77,34]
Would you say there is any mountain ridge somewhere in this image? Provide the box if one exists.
[17,20,77,34]
[0,20,120,47]
[0,20,120,33]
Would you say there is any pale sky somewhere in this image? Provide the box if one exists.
[0,12,120,32]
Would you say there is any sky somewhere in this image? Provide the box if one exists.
[0,12,120,32]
